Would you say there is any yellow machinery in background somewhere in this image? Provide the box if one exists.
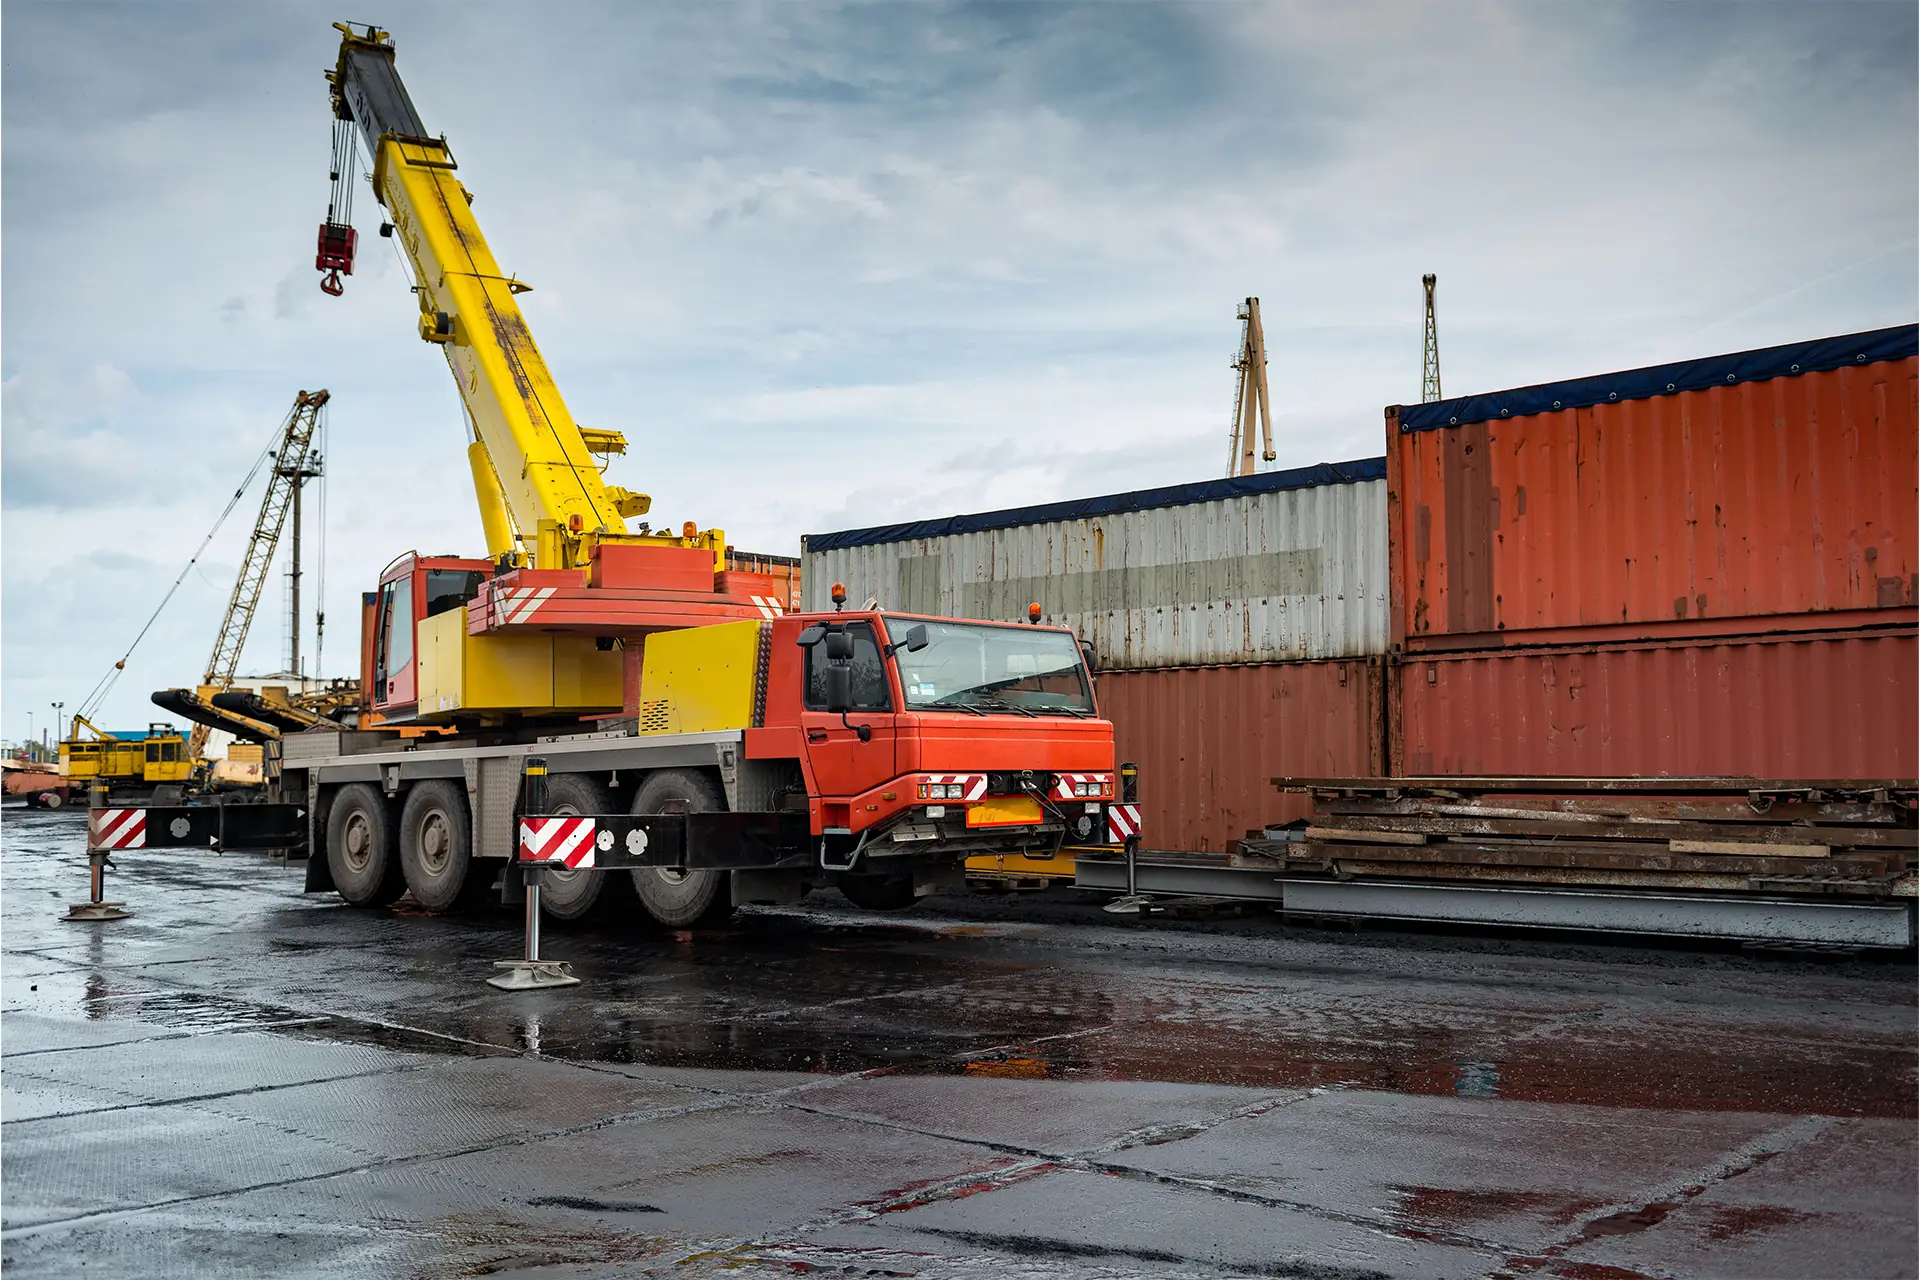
[59,718,193,793]
[964,848,1082,891]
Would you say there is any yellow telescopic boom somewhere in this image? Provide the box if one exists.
[324,23,705,572]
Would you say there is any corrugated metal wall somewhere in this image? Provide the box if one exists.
[1392,627,1917,780]
[805,479,1389,666]
[1388,357,1919,647]
[1098,661,1385,853]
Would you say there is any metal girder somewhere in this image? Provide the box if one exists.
[1075,857,1285,901]
[1280,879,1915,948]
[1072,857,1914,947]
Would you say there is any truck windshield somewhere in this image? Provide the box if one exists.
[892,619,1093,715]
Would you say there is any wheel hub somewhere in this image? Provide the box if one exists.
[420,811,449,873]
[343,813,371,871]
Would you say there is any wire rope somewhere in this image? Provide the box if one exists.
[77,408,289,720]
[314,401,329,678]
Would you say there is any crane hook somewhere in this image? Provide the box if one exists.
[320,269,345,297]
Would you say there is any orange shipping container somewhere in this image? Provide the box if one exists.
[1097,660,1384,854]
[1392,626,1917,780]
[1387,326,1918,650]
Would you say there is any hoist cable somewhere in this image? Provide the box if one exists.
[76,411,288,721]
[314,402,329,678]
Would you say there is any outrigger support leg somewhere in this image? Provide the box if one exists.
[487,758,580,991]
[64,852,133,922]
[68,784,132,922]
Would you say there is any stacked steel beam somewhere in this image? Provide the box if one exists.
[1254,777,1916,902]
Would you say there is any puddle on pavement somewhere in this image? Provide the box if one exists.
[10,809,1912,1121]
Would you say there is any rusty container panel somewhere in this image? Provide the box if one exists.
[804,461,1389,666]
[1393,627,1917,780]
[1388,329,1918,648]
[1098,660,1384,854]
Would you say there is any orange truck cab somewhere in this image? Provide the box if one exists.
[751,611,1119,860]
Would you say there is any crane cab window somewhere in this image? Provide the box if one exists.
[377,578,414,681]
[144,742,160,763]
[804,623,891,711]
[425,569,486,619]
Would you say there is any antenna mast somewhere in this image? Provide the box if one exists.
[1421,274,1442,403]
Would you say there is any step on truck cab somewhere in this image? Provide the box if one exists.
[281,604,1123,925]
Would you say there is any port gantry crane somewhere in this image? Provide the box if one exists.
[1226,297,1275,477]
[319,22,776,727]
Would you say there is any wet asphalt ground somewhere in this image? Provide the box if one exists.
[1,804,1914,1279]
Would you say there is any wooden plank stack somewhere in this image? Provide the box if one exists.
[1248,777,1918,899]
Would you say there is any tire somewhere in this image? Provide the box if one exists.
[399,781,475,912]
[539,774,614,921]
[629,769,733,928]
[838,873,920,911]
[327,783,406,907]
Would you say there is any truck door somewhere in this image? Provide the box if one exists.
[799,621,897,799]
[374,573,417,709]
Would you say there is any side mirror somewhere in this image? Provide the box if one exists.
[823,665,853,714]
[795,624,826,648]
[1080,640,1097,671]
[903,623,929,653]
[824,631,855,662]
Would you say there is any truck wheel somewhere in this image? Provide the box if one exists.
[629,769,732,928]
[540,774,613,921]
[838,874,920,911]
[327,783,405,907]
[399,781,475,912]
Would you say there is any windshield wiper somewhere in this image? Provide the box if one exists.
[923,699,986,716]
[970,696,1039,718]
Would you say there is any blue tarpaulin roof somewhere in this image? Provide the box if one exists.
[1397,324,1917,433]
[804,456,1387,553]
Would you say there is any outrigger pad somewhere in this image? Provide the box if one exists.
[1101,894,1159,916]
[63,901,133,922]
[486,959,580,991]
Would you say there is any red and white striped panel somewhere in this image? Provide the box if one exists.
[750,595,784,619]
[924,773,988,801]
[1106,804,1141,845]
[1050,772,1112,801]
[89,808,146,850]
[491,585,556,629]
[518,816,596,869]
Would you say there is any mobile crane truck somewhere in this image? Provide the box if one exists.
[93,23,1131,928]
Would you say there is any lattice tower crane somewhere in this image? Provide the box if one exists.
[186,390,330,758]
[1226,297,1275,477]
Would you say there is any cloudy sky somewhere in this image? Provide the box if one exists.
[3,0,1914,742]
